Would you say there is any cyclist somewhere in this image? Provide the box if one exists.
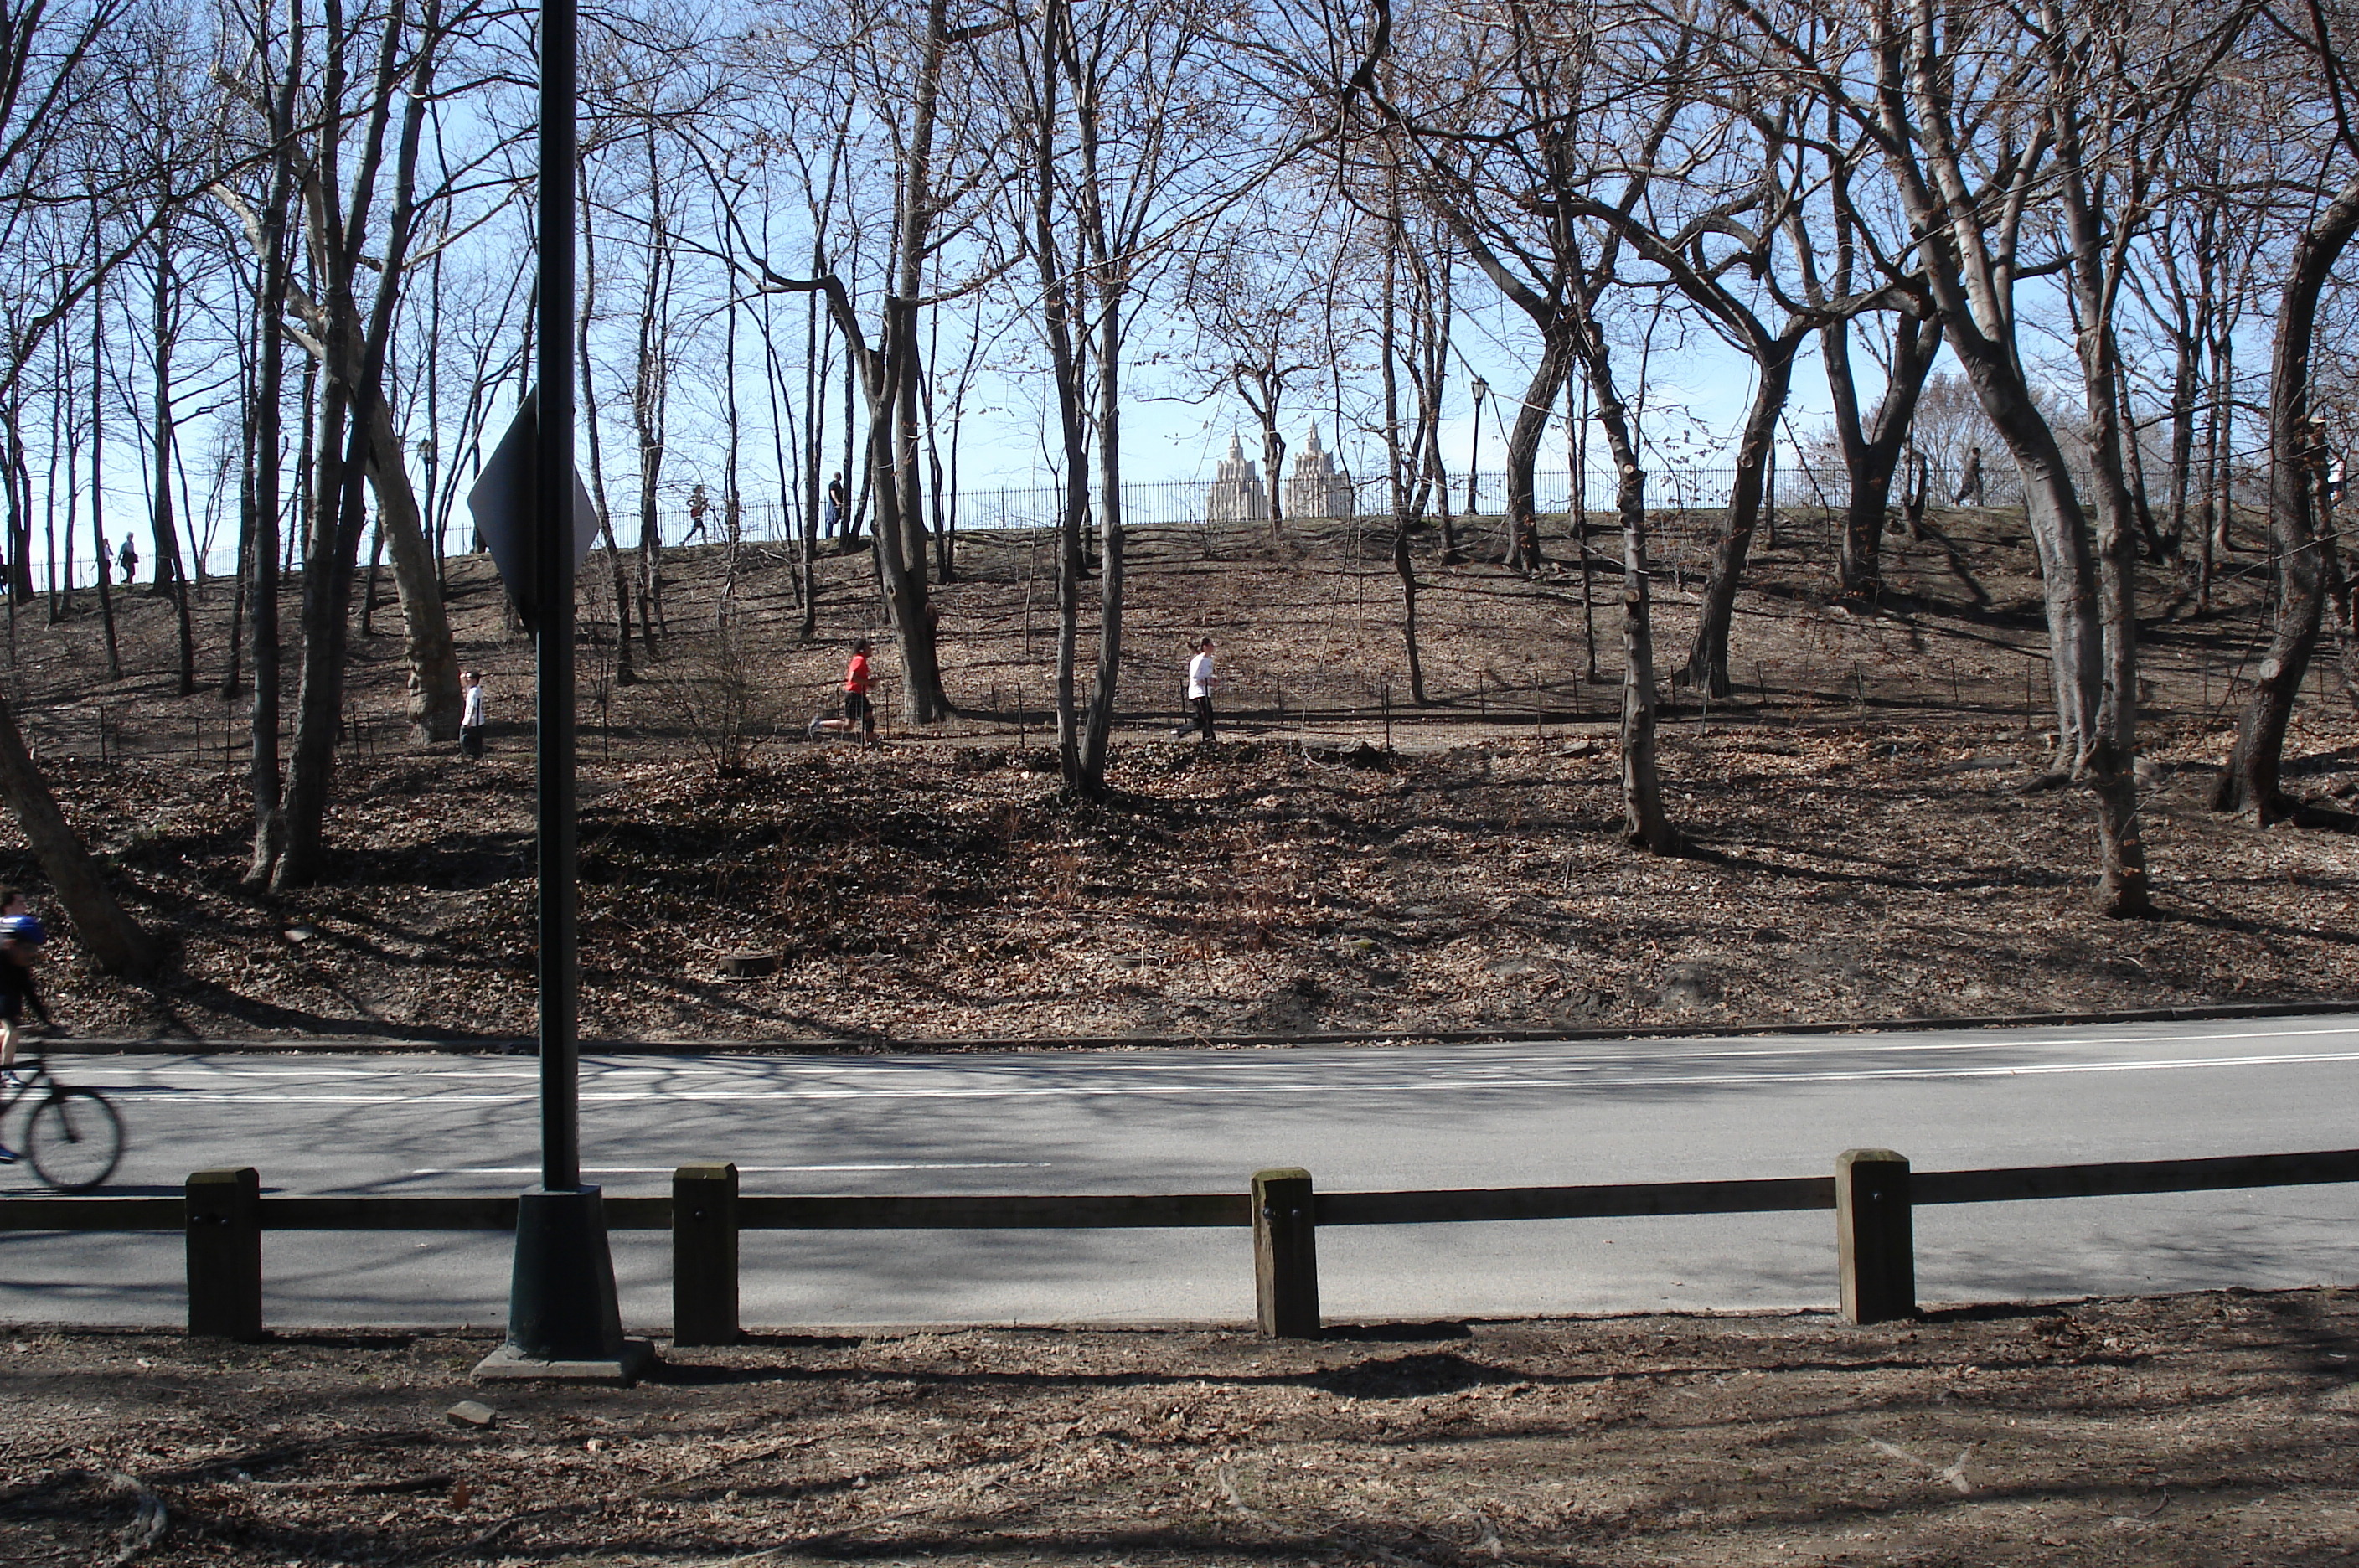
[0,888,41,1081]
[0,887,34,1163]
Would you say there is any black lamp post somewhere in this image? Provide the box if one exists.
[1467,376,1489,517]
[472,0,648,1385]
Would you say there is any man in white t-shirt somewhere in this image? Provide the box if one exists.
[1177,638,1216,743]
[459,670,487,758]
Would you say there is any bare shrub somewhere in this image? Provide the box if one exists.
[657,620,778,776]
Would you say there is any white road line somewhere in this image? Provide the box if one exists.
[119,1021,2359,1085]
[96,1047,2359,1104]
[409,1162,1054,1175]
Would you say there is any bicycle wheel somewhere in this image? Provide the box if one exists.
[26,1088,123,1192]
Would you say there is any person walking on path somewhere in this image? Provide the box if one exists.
[116,535,137,586]
[809,639,880,746]
[458,670,487,758]
[96,535,111,585]
[1175,637,1216,743]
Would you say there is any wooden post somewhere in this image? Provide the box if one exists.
[1252,1168,1320,1338]
[186,1168,263,1342]
[1836,1148,1915,1325]
[672,1163,740,1346]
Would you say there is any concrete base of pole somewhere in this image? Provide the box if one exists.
[472,1341,653,1385]
[474,1185,653,1385]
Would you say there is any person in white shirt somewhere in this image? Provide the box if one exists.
[459,670,487,758]
[1177,637,1216,743]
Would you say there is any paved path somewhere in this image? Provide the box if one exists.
[5,1014,2356,1330]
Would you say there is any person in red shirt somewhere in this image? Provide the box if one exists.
[809,639,880,745]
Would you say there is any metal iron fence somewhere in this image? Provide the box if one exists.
[627,469,1769,553]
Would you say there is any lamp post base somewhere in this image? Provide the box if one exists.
[475,1185,654,1385]
[472,1339,653,1386]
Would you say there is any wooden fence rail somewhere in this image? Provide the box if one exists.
[2,1146,2354,1345]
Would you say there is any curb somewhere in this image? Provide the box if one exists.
[37,998,2359,1056]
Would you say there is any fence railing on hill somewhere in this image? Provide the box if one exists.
[4,1145,2354,1344]
[629,467,1798,561]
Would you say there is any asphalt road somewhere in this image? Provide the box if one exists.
[4,1014,2356,1331]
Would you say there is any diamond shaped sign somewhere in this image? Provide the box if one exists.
[467,387,601,630]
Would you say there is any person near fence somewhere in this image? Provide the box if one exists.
[823,472,847,539]
[458,669,486,759]
[116,535,137,585]
[808,639,879,746]
[1174,637,1217,743]
[95,535,111,585]
[1954,446,1986,508]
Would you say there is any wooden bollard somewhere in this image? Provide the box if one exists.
[1837,1149,1916,1324]
[1252,1168,1320,1338]
[187,1168,263,1342]
[673,1163,741,1346]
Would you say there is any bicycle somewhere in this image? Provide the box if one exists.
[1,1046,124,1192]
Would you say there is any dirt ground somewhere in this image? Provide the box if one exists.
[1,508,2355,1044]
[6,1287,2359,1565]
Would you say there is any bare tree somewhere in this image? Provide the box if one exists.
[714,0,1012,728]
[2210,0,2359,819]
[0,0,164,969]
[1732,0,2248,914]
[1329,0,1687,849]
[254,0,467,888]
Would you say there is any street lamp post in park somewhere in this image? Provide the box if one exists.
[471,0,650,1386]
[1466,376,1489,518]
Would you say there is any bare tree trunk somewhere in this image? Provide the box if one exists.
[359,518,383,635]
[0,697,153,976]
[147,235,196,695]
[1381,219,1428,706]
[2208,324,2237,562]
[269,0,440,887]
[44,329,67,623]
[2210,173,2359,820]
[363,403,462,740]
[90,282,119,680]
[866,301,949,725]
[1574,314,1673,854]
[1499,343,1565,573]
[1256,400,1287,543]
[1077,334,1123,793]
[1827,312,1943,598]
[1680,337,1800,696]
[1028,0,1087,777]
[799,276,821,640]
[631,134,674,656]
[1391,520,1426,706]
[1570,372,1598,681]
[2118,368,2165,562]
[577,184,637,685]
